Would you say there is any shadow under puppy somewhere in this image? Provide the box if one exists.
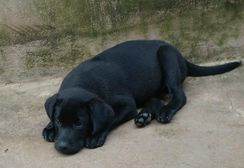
[42,40,241,154]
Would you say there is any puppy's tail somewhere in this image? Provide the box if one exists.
[186,60,241,77]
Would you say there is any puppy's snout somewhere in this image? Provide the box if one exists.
[55,140,84,155]
[55,141,69,154]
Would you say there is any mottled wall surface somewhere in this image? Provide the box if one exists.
[0,0,243,83]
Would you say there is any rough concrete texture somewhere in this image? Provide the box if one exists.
[0,61,244,168]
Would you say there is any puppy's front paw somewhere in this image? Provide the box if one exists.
[42,124,56,142]
[134,112,152,128]
[85,133,107,149]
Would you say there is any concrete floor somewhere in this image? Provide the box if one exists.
[0,62,243,168]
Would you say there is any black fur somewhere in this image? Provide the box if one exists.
[42,40,241,154]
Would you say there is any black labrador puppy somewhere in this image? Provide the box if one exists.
[42,40,241,154]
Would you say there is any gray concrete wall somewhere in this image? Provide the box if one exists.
[0,0,244,83]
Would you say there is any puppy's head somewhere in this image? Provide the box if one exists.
[45,88,114,154]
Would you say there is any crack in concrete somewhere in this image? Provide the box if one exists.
[228,94,244,119]
[222,76,244,119]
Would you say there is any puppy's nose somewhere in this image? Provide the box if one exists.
[55,141,69,153]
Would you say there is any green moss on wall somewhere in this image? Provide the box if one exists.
[1,0,243,45]
[0,0,243,82]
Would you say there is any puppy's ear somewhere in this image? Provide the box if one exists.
[89,98,115,136]
[44,94,58,120]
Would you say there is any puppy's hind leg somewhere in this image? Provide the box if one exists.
[155,86,186,123]
[134,98,165,128]
[155,46,187,123]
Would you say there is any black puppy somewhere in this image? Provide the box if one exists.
[42,40,241,154]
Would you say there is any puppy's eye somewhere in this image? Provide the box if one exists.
[74,120,83,127]
[56,120,62,126]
